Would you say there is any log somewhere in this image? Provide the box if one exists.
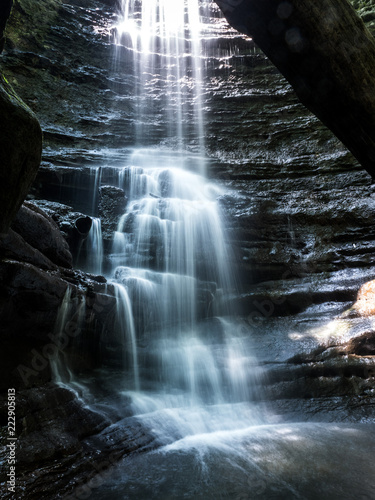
[215,0,375,178]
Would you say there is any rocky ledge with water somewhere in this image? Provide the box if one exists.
[1,0,375,498]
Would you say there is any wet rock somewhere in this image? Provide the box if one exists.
[0,228,57,270]
[233,267,375,318]
[0,387,157,500]
[31,199,94,257]
[3,0,123,152]
[12,201,73,269]
[99,185,127,242]
[347,331,375,356]
[120,211,135,234]
[0,259,69,338]
[0,259,119,391]
[349,279,375,316]
[216,0,375,179]
[5,0,61,51]
[260,322,375,401]
[14,384,109,463]
[31,164,101,216]
[0,383,120,499]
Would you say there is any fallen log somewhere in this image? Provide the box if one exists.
[215,0,375,178]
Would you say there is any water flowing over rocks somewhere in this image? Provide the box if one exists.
[0,198,126,496]
[1,0,375,498]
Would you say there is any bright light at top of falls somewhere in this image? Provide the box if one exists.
[114,0,206,174]
[116,0,202,52]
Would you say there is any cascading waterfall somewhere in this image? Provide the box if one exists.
[47,2,375,498]
[109,162,262,418]
[85,217,104,275]
[55,0,267,493]
[106,0,266,441]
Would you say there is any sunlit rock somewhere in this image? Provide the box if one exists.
[351,279,375,316]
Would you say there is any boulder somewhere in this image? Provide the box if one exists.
[31,199,94,259]
[11,201,73,268]
[0,228,57,270]
[0,259,69,340]
[0,75,42,233]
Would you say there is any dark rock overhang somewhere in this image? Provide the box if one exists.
[215,0,375,179]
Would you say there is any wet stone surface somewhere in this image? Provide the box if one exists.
[1,1,375,498]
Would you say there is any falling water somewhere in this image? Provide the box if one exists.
[115,0,206,172]
[57,0,267,494]
[51,287,88,396]
[48,3,375,498]
[85,217,104,275]
[105,0,267,443]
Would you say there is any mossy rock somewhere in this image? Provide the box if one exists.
[351,0,375,9]
[5,0,62,50]
[0,74,42,233]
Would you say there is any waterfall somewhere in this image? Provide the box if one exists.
[51,287,89,398]
[85,217,104,275]
[115,0,206,172]
[43,3,375,498]
[105,0,266,441]
[53,0,265,465]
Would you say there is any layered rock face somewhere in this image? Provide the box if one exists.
[2,0,374,382]
[215,0,375,178]
[4,0,375,295]
[1,0,375,497]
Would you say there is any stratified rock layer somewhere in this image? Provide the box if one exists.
[1,1,375,497]
[215,0,375,178]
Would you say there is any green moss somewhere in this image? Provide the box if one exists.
[0,72,33,112]
[5,0,63,50]
[351,0,375,9]
[349,0,375,35]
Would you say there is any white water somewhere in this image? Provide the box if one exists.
[51,287,89,398]
[107,156,263,434]
[115,0,206,172]
[85,217,104,275]
[107,0,266,443]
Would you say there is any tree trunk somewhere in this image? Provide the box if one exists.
[215,0,375,178]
